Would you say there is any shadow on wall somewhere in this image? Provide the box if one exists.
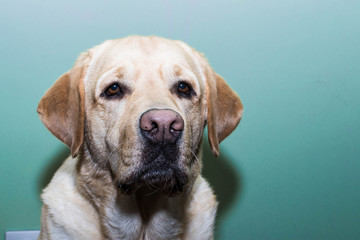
[37,146,70,193]
[202,138,243,235]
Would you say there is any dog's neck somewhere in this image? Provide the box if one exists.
[76,149,193,239]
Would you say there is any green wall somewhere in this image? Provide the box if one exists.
[1,0,359,239]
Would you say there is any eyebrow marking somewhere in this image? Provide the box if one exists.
[173,64,183,77]
[158,67,165,82]
[116,67,125,79]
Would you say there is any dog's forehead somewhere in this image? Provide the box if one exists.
[92,37,194,73]
[83,36,204,97]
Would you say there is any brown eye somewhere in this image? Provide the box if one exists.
[105,83,122,97]
[178,82,191,96]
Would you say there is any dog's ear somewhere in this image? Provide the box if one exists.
[204,62,243,157]
[176,42,244,157]
[37,52,90,158]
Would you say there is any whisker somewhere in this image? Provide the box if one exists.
[189,148,200,163]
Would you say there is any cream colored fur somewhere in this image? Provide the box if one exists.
[40,156,217,240]
[38,36,243,240]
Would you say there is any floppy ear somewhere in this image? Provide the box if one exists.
[37,52,90,158]
[175,41,243,156]
[205,66,243,157]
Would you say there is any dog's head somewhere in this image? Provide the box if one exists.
[38,36,243,196]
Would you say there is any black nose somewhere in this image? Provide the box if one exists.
[139,109,184,144]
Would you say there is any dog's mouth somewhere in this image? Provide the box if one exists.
[116,128,188,196]
[140,166,186,194]
[117,158,187,196]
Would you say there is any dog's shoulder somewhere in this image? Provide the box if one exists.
[40,156,101,240]
[183,175,218,240]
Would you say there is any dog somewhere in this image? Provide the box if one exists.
[37,36,243,240]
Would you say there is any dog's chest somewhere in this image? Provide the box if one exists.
[104,193,185,240]
[140,211,183,240]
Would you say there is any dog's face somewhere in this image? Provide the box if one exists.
[84,38,208,195]
[38,36,243,196]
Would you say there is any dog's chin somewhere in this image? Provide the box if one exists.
[116,160,187,197]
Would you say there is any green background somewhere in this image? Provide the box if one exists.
[1,0,359,239]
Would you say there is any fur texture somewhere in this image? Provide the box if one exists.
[38,36,243,240]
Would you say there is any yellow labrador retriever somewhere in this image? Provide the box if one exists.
[37,36,243,240]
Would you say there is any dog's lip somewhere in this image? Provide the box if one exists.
[139,168,174,182]
[116,163,187,196]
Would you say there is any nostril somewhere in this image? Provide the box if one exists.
[150,122,158,132]
[140,114,158,132]
[170,118,184,132]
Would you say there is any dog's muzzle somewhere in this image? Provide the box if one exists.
[117,109,187,196]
